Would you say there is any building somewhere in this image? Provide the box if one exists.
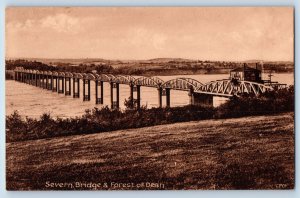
[230,63,262,83]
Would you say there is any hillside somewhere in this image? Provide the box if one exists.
[6,58,294,75]
[6,113,294,190]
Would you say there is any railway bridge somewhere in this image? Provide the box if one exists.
[9,68,284,109]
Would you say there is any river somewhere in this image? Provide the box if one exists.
[6,73,294,118]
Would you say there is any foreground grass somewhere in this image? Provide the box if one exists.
[6,112,294,190]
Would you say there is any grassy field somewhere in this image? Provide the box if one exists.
[6,112,294,190]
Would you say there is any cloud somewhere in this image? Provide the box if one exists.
[7,13,80,34]
[128,27,167,50]
[41,14,79,33]
[7,19,34,32]
[152,33,167,50]
[6,7,293,61]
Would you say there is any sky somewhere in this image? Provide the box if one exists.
[5,7,294,61]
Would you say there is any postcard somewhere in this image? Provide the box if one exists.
[5,7,294,190]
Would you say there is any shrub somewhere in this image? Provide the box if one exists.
[6,86,294,142]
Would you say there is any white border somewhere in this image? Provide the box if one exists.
[0,1,298,197]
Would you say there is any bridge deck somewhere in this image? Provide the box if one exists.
[13,68,278,98]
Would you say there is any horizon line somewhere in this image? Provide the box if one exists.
[4,57,294,63]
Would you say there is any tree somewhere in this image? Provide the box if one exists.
[124,96,138,109]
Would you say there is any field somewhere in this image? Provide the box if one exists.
[6,112,294,190]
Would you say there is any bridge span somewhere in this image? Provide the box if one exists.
[10,68,280,109]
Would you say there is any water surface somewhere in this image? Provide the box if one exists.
[6,73,293,118]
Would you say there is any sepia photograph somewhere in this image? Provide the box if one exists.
[5,7,294,190]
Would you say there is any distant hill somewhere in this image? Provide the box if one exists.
[6,57,294,75]
[244,60,294,65]
[147,58,196,63]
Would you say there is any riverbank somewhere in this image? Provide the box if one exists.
[129,69,295,76]
[6,112,294,190]
[6,85,294,142]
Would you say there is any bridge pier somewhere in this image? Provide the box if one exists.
[44,75,47,89]
[47,75,53,90]
[41,75,45,89]
[158,87,163,108]
[28,73,30,84]
[136,85,141,109]
[129,83,134,108]
[65,77,71,95]
[73,78,80,98]
[39,74,43,88]
[35,74,37,86]
[23,73,26,83]
[36,74,40,87]
[41,74,44,87]
[31,73,34,85]
[32,74,35,85]
[47,75,51,89]
[83,79,91,101]
[95,80,103,104]
[43,75,47,89]
[44,75,48,89]
[47,75,50,89]
[57,77,64,94]
[116,83,120,108]
[49,76,52,90]
[165,88,171,107]
[21,73,24,83]
[39,74,43,87]
[28,73,31,85]
[37,74,39,87]
[26,73,28,84]
[52,76,57,92]
[110,82,120,109]
[31,74,36,86]
[40,75,43,87]
[188,87,194,105]
[14,72,17,81]
[19,72,22,82]
[33,74,36,86]
[30,73,33,85]
[193,93,213,107]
